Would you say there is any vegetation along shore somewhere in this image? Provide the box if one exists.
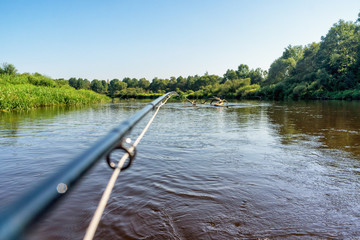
[1,13,359,110]
[0,69,110,111]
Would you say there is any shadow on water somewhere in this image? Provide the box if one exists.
[266,100,360,159]
[1,100,359,239]
[0,105,93,141]
[0,102,144,144]
[0,103,143,207]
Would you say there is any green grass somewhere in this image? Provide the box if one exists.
[0,74,110,110]
[326,89,360,100]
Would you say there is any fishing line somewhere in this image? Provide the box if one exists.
[83,94,174,240]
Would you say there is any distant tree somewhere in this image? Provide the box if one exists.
[68,78,91,90]
[68,77,77,88]
[123,77,138,88]
[138,78,150,90]
[101,80,108,93]
[54,78,69,86]
[185,76,196,90]
[77,78,85,89]
[194,74,221,91]
[167,77,177,91]
[108,79,127,97]
[122,77,131,87]
[83,79,91,89]
[249,68,266,84]
[91,79,105,93]
[290,42,320,83]
[223,69,237,82]
[1,63,17,75]
[282,45,304,61]
[316,19,360,90]
[176,76,187,91]
[267,58,296,84]
[149,78,168,92]
[236,64,250,79]
[109,79,120,93]
[131,78,139,88]
[266,45,303,84]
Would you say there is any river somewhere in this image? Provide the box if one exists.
[0,100,359,239]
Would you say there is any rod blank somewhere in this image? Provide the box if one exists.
[0,92,176,240]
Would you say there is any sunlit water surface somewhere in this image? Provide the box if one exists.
[0,101,359,239]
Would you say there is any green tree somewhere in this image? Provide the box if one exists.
[1,63,17,75]
[236,64,250,79]
[192,74,220,91]
[78,78,90,90]
[266,58,295,84]
[123,77,138,88]
[54,78,69,86]
[186,76,196,90]
[266,45,303,84]
[316,19,360,90]
[176,76,187,91]
[109,79,127,97]
[149,78,166,92]
[84,79,91,89]
[249,68,266,84]
[167,77,177,91]
[282,45,304,61]
[101,80,108,93]
[138,78,150,90]
[68,77,77,89]
[223,69,237,81]
[290,42,320,83]
[91,79,105,93]
[68,78,91,90]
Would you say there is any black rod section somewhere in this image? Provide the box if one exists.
[0,92,175,240]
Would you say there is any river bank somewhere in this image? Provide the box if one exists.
[2,71,360,112]
[0,73,110,111]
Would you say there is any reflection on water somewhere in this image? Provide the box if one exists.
[0,106,86,144]
[0,100,359,239]
[0,103,141,207]
[267,101,360,158]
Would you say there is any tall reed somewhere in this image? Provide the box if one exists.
[0,74,110,110]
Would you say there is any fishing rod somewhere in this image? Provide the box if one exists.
[0,91,178,240]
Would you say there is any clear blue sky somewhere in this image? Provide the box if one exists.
[1,0,359,80]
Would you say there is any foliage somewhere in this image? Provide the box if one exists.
[260,14,360,100]
[223,65,266,84]
[0,63,17,75]
[2,12,359,103]
[0,73,110,110]
[69,78,91,90]
[108,79,127,98]
[266,45,303,85]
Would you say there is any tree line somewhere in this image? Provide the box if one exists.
[65,13,360,100]
[66,66,266,99]
[2,12,360,101]
[0,64,110,110]
[258,13,360,100]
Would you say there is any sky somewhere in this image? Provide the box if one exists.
[1,0,359,81]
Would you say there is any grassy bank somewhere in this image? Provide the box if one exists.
[0,73,110,111]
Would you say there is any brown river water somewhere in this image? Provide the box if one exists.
[0,100,359,239]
